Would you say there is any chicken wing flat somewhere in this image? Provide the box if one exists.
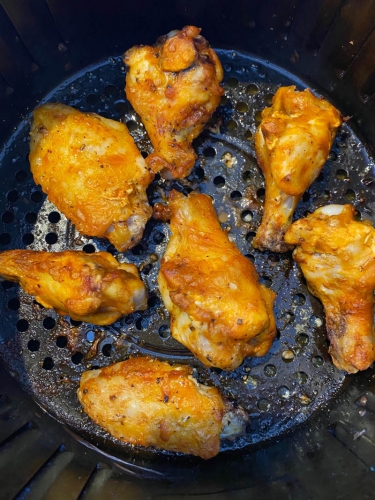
[0,250,147,325]
[29,103,154,252]
[77,356,225,459]
[285,204,375,373]
[253,86,342,252]
[123,26,223,179]
[158,190,276,370]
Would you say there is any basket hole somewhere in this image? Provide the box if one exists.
[25,212,37,224]
[302,191,310,202]
[203,147,215,158]
[48,211,61,223]
[226,119,237,131]
[45,233,58,245]
[214,176,225,188]
[70,319,82,327]
[282,349,294,362]
[293,293,306,306]
[131,244,144,256]
[86,93,97,105]
[15,170,27,182]
[7,298,20,311]
[42,357,54,370]
[86,330,95,342]
[2,212,14,223]
[265,93,274,104]
[244,130,253,140]
[105,84,118,97]
[345,189,356,201]
[309,315,323,328]
[106,244,116,255]
[294,371,308,384]
[43,317,56,330]
[236,101,248,113]
[22,233,34,245]
[135,318,144,330]
[159,325,170,339]
[254,110,263,123]
[153,231,164,244]
[277,386,291,399]
[230,191,242,200]
[241,210,253,222]
[246,231,256,243]
[243,170,252,182]
[257,398,271,411]
[71,352,83,364]
[114,100,127,114]
[257,188,265,201]
[0,233,11,245]
[28,339,40,352]
[245,254,255,263]
[220,95,229,106]
[31,191,43,203]
[264,364,277,377]
[148,295,160,308]
[56,336,68,348]
[16,319,29,332]
[142,263,152,275]
[296,333,309,346]
[226,77,238,88]
[312,355,324,367]
[246,83,259,94]
[194,167,205,179]
[83,244,96,253]
[260,276,272,288]
[102,344,113,357]
[336,169,348,180]
[126,120,138,132]
[328,151,337,161]
[7,190,19,202]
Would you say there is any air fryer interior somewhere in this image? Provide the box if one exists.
[1,1,375,498]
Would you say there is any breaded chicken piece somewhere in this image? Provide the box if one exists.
[29,103,154,252]
[77,356,225,459]
[0,250,147,325]
[124,26,223,179]
[285,204,375,373]
[158,190,276,370]
[253,86,342,252]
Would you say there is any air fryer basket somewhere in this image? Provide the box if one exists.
[1,1,375,499]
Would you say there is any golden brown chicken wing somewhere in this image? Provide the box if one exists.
[0,250,147,325]
[253,86,342,252]
[158,190,276,370]
[123,26,224,179]
[77,356,225,459]
[29,103,154,252]
[284,204,375,373]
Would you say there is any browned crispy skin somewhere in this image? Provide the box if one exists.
[158,190,276,370]
[285,204,375,373]
[124,26,224,179]
[253,86,342,252]
[77,356,225,459]
[29,103,154,252]
[0,250,147,325]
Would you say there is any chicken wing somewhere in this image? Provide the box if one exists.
[0,250,147,325]
[78,356,247,459]
[123,26,224,179]
[284,204,375,373]
[253,86,342,252]
[29,103,154,252]
[158,190,276,370]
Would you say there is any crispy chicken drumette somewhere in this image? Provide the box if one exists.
[0,250,147,325]
[158,190,276,370]
[253,86,342,252]
[29,103,154,252]
[285,204,375,373]
[78,356,247,459]
[124,26,223,179]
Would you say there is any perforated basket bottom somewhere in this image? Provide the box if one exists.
[0,50,374,462]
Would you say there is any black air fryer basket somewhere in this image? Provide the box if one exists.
[1,1,375,498]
